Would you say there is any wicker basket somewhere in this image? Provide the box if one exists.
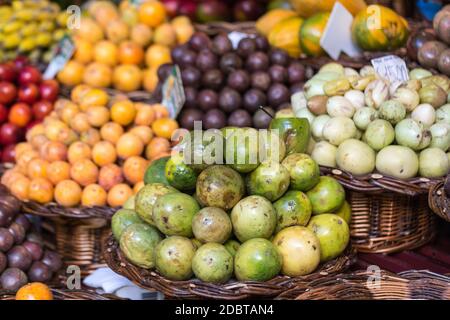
[104,234,356,300]
[428,180,450,222]
[276,270,450,300]
[20,201,116,278]
[320,166,439,254]
[0,288,124,300]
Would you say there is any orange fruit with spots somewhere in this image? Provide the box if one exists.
[100,122,124,144]
[86,106,110,127]
[83,62,113,88]
[98,164,124,191]
[16,283,53,300]
[70,159,99,187]
[80,128,101,147]
[134,104,155,126]
[128,126,153,144]
[47,161,71,185]
[94,40,119,66]
[54,180,82,207]
[107,183,133,207]
[82,184,107,207]
[9,175,30,201]
[123,156,148,185]
[71,84,91,104]
[152,104,169,119]
[92,141,117,166]
[116,133,144,159]
[27,158,49,179]
[70,113,91,133]
[110,100,136,126]
[112,64,143,92]
[145,137,170,160]
[79,88,109,111]
[152,118,179,139]
[40,141,68,162]
[28,178,54,204]
[68,142,92,164]
[118,41,144,65]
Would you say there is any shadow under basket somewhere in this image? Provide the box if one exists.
[320,167,439,254]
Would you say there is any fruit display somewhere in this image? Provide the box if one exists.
[291,62,450,179]
[15,282,53,300]
[111,125,351,283]
[0,58,58,163]
[1,85,179,208]
[57,0,194,93]
[288,0,366,18]
[0,0,68,64]
[174,31,308,130]
[0,189,62,292]
[411,6,450,77]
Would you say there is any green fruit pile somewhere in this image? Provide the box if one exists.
[111,125,351,284]
[0,0,69,63]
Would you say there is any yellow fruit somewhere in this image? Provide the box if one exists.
[82,184,107,207]
[255,9,298,37]
[68,141,92,164]
[74,39,94,64]
[173,21,194,44]
[112,64,142,92]
[290,0,366,18]
[142,67,158,92]
[47,161,71,185]
[28,178,54,204]
[110,100,136,126]
[10,176,30,201]
[268,17,303,58]
[57,61,85,87]
[130,24,153,47]
[100,122,124,144]
[145,44,171,68]
[106,20,130,43]
[70,113,91,133]
[116,133,144,159]
[92,141,117,166]
[153,23,177,47]
[138,1,167,28]
[54,180,82,207]
[83,62,113,88]
[86,106,110,127]
[128,126,153,144]
[76,17,104,43]
[80,89,109,110]
[94,40,118,66]
[70,159,99,187]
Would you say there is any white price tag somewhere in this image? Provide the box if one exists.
[43,35,75,80]
[228,31,256,49]
[320,2,362,60]
[371,55,409,84]
[162,65,185,119]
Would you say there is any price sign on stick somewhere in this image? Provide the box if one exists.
[320,2,362,60]
[371,55,409,84]
[162,65,186,119]
[43,35,75,80]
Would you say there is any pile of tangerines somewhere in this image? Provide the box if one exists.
[1,84,179,208]
[57,0,194,93]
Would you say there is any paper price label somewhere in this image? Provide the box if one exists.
[371,55,409,84]
[162,65,185,119]
[43,35,75,80]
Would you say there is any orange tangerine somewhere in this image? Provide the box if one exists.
[28,178,54,204]
[68,142,92,164]
[92,141,117,166]
[57,61,85,87]
[71,84,92,104]
[138,1,167,28]
[9,175,30,201]
[145,44,171,69]
[59,103,80,125]
[40,141,68,162]
[80,88,109,110]
[73,38,94,64]
[110,100,136,126]
[86,106,110,127]
[16,283,53,301]
[83,62,113,89]
[70,159,99,187]
[152,118,179,139]
[118,41,144,65]
[94,40,119,66]
[82,184,107,207]
[142,67,158,92]
[152,103,169,119]
[54,180,82,207]
[128,126,153,144]
[107,183,133,207]
[131,24,153,47]
[1,169,23,187]
[16,150,39,174]
[134,104,155,126]
[133,181,145,194]
[106,20,130,44]
[116,133,144,159]
[145,137,170,160]
[47,161,71,185]
[80,128,102,147]
[27,159,49,180]
[100,122,124,144]
[123,156,148,185]
[70,113,91,133]
[112,64,142,92]
[98,163,124,191]
[15,143,34,161]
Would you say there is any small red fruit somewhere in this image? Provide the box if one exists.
[19,66,42,86]
[0,82,17,105]
[2,144,16,163]
[9,103,32,127]
[0,104,8,123]
[0,123,23,145]
[32,100,53,121]
[18,83,40,104]
[0,63,17,82]
[39,80,59,102]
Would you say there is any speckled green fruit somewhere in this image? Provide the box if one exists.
[281,153,320,191]
[144,156,170,185]
[165,153,198,191]
[153,193,200,237]
[224,239,240,257]
[154,236,196,280]
[192,243,233,283]
[135,183,178,225]
[192,207,232,244]
[231,196,277,242]
[196,165,244,210]
[234,238,282,281]
[307,214,350,262]
[306,176,345,215]
[123,195,136,210]
[273,226,320,276]
[246,161,290,201]
[111,209,143,241]
[119,224,162,269]
[334,201,351,225]
[273,190,312,232]
[224,127,260,173]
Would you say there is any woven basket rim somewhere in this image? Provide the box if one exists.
[428,181,450,222]
[319,166,442,196]
[104,234,356,300]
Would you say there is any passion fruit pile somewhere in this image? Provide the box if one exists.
[0,188,62,292]
[1,85,179,208]
[175,31,309,130]
[112,127,350,283]
[292,62,450,180]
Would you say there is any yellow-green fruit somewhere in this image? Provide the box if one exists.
[21,23,38,37]
[3,21,23,34]
[39,20,55,32]
[15,9,34,21]
[53,29,66,41]
[3,33,20,49]
[36,33,52,47]
[19,37,36,52]
[334,201,351,225]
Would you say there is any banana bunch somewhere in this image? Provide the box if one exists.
[0,0,70,63]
